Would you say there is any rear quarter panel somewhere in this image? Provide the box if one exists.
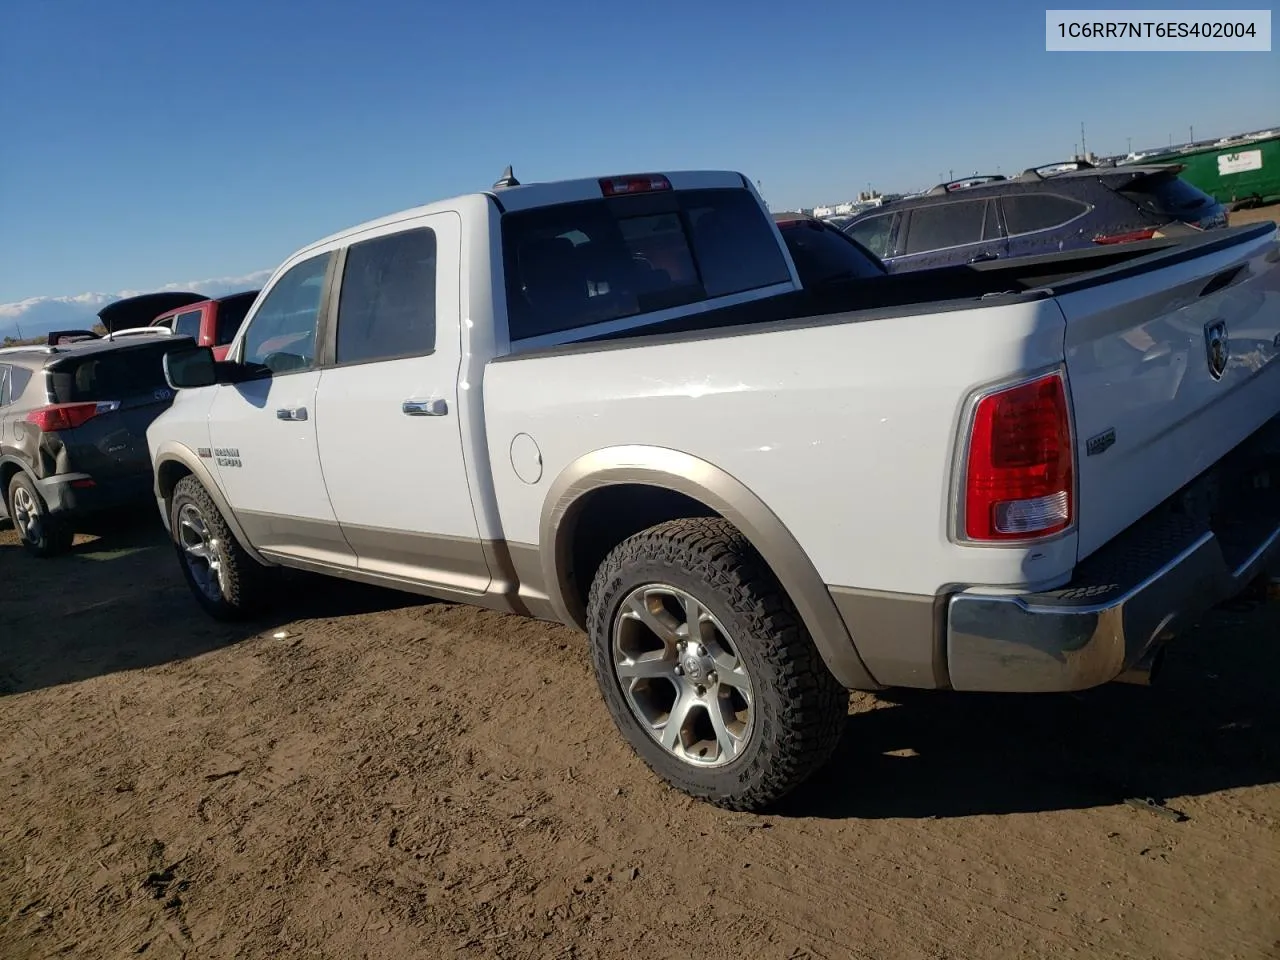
[482,298,1075,598]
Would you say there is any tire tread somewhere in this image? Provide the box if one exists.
[586,516,846,811]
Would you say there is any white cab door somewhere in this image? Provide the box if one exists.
[313,212,491,593]
[208,250,355,566]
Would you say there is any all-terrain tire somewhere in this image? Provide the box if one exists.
[586,516,848,812]
[8,472,75,558]
[169,474,276,621]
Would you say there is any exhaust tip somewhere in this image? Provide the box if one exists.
[1115,645,1166,687]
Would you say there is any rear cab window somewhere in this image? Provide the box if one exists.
[499,187,792,345]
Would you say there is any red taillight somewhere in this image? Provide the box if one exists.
[25,401,116,432]
[962,372,1073,542]
[599,174,672,197]
[1093,228,1157,245]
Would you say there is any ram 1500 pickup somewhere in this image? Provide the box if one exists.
[147,168,1280,811]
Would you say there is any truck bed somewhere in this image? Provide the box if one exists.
[539,223,1276,352]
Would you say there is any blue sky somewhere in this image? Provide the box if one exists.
[0,0,1275,322]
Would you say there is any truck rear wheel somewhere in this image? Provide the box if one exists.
[169,475,274,620]
[585,517,847,811]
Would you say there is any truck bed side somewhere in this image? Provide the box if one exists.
[482,295,1074,601]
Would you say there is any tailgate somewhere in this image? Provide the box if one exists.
[1057,224,1280,560]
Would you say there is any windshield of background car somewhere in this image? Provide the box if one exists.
[500,188,793,342]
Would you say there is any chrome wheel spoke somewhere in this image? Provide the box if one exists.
[621,593,681,646]
[682,595,705,642]
[709,697,743,760]
[616,653,675,681]
[612,582,755,769]
[660,691,695,752]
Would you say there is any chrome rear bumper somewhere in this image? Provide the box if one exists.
[946,427,1280,693]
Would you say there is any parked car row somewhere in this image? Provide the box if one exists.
[836,161,1229,272]
[0,290,259,555]
[5,165,1278,815]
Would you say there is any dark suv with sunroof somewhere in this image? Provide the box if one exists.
[841,161,1228,272]
[0,333,191,556]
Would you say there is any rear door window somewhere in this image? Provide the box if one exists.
[334,227,437,365]
[0,365,10,406]
[1002,195,1090,235]
[173,309,203,340]
[902,199,989,254]
[500,188,791,342]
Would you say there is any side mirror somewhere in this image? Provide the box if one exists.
[164,346,217,390]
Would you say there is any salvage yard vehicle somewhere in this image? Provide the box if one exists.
[98,289,260,361]
[0,335,191,556]
[148,168,1280,811]
[843,161,1228,272]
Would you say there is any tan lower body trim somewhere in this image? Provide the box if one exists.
[827,586,949,689]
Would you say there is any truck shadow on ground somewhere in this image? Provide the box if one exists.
[0,508,423,697]
[782,599,1280,820]
[5,509,1278,820]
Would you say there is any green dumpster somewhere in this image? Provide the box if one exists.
[1130,133,1280,210]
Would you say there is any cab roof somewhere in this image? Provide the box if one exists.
[296,169,755,257]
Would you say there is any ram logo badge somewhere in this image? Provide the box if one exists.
[1086,428,1116,457]
[1204,320,1229,380]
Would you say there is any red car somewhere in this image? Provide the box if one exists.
[96,289,260,361]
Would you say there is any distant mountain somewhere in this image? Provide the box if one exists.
[0,270,272,340]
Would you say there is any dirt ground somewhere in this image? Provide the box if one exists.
[2,505,1279,960]
[1229,204,1280,227]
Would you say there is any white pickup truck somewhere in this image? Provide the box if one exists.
[148,168,1280,811]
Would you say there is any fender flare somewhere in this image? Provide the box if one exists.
[151,440,271,567]
[538,444,881,691]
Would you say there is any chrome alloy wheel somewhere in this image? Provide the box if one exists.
[611,583,754,767]
[11,484,41,543]
[177,502,229,603]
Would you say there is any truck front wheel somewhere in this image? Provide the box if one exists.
[585,517,847,812]
[169,475,275,620]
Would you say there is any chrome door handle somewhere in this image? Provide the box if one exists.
[276,407,308,421]
[402,398,448,417]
